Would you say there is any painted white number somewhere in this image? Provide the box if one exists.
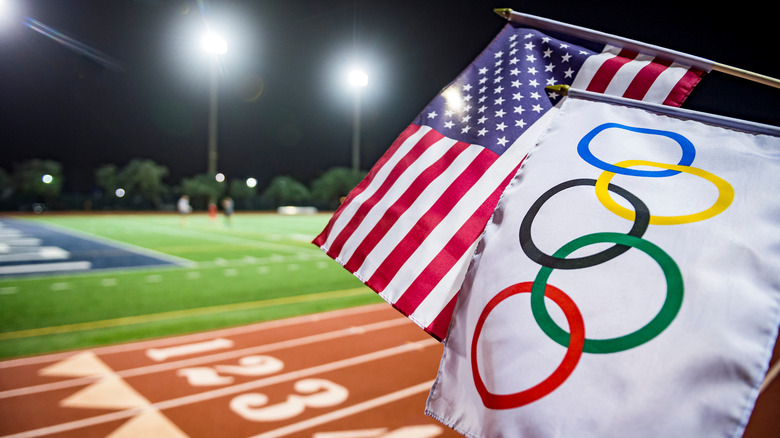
[177,355,284,386]
[230,378,349,422]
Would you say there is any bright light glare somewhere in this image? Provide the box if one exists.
[115,188,126,198]
[202,32,228,55]
[348,69,368,88]
[41,174,53,184]
[215,172,225,182]
[246,177,257,188]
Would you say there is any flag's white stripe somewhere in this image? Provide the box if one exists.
[322,126,431,251]
[336,136,459,264]
[600,53,656,97]
[409,239,478,328]
[353,145,485,282]
[570,45,620,90]
[399,108,559,327]
[642,62,691,103]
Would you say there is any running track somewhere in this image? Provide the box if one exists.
[0,303,777,437]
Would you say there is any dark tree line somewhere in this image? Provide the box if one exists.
[0,158,367,212]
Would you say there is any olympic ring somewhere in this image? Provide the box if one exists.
[519,178,650,269]
[577,123,696,177]
[471,282,584,409]
[595,160,735,225]
[530,232,683,354]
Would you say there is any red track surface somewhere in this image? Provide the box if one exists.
[0,304,777,437]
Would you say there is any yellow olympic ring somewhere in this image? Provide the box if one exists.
[595,160,734,225]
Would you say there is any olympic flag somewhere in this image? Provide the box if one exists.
[313,16,708,341]
[425,91,780,437]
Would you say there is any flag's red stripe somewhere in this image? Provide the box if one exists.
[343,140,472,273]
[364,147,499,291]
[390,162,521,320]
[324,129,445,258]
[313,124,423,248]
[663,67,706,107]
[585,49,638,94]
[622,57,673,101]
[425,292,459,341]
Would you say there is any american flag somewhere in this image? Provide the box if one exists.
[313,22,705,341]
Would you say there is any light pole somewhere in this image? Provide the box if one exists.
[202,32,227,177]
[348,69,367,174]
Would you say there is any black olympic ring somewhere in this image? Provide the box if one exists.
[519,178,650,269]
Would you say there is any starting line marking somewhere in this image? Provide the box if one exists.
[4,339,439,438]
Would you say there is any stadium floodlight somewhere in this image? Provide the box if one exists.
[115,188,126,198]
[246,177,257,188]
[215,172,225,182]
[41,174,53,184]
[201,32,228,55]
[348,69,368,88]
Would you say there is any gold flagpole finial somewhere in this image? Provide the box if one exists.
[545,84,571,96]
[493,8,513,20]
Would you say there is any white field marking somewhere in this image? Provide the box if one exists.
[0,287,18,295]
[0,246,69,263]
[145,275,162,283]
[249,380,436,438]
[0,302,389,368]
[100,278,117,287]
[257,266,270,274]
[186,271,200,280]
[0,261,92,276]
[146,338,234,362]
[3,339,439,438]
[50,282,71,291]
[0,317,411,399]
[287,264,300,271]
[223,268,238,277]
[0,238,42,246]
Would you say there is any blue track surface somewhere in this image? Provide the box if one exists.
[0,218,184,277]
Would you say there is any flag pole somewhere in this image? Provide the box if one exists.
[494,8,780,90]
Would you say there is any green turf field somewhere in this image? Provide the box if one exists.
[0,212,382,359]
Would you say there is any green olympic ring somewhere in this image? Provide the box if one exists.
[530,232,683,354]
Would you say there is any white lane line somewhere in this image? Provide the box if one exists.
[2,339,439,438]
[250,380,435,438]
[0,302,390,368]
[0,317,411,399]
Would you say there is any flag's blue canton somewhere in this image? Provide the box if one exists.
[415,26,597,155]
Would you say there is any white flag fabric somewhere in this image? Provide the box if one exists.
[426,91,780,437]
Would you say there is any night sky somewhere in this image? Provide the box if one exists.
[1,0,778,193]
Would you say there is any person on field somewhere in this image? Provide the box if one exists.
[222,196,234,225]
[178,195,191,224]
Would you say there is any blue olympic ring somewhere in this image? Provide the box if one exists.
[577,123,696,177]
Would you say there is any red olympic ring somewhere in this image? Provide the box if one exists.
[471,282,585,409]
